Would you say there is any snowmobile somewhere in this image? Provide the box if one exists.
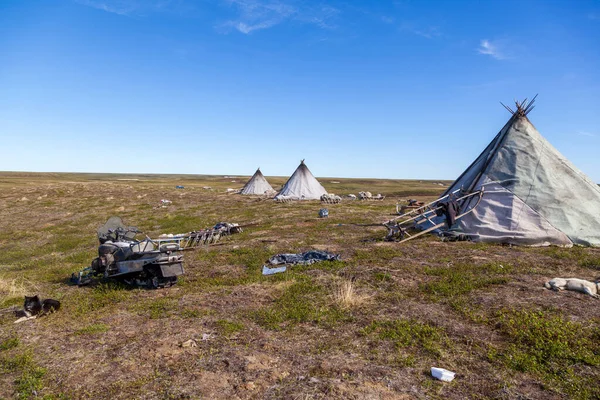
[71,217,184,288]
[71,217,243,288]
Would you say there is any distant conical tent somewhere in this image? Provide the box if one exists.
[275,160,328,200]
[240,168,274,195]
[444,96,600,246]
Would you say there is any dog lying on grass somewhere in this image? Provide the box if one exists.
[14,295,61,323]
[544,278,599,299]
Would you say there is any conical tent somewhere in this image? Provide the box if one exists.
[240,168,274,195]
[444,98,600,247]
[275,160,328,200]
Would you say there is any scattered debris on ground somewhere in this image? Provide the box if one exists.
[431,367,456,382]
[156,199,172,208]
[262,265,287,275]
[262,250,341,276]
[267,250,341,266]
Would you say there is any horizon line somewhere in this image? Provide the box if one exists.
[0,170,455,182]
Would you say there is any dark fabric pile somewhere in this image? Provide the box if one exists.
[440,231,471,242]
[267,250,341,266]
[436,200,461,227]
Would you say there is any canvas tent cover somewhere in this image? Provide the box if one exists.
[444,99,600,246]
[240,168,274,195]
[275,160,328,200]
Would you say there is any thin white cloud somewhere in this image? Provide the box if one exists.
[300,5,338,29]
[220,0,339,34]
[75,0,178,16]
[76,0,134,15]
[412,26,440,39]
[229,20,281,34]
[477,39,505,60]
[578,131,597,137]
[399,21,441,39]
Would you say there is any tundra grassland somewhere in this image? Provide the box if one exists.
[1,172,599,400]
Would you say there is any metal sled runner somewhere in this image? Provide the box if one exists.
[384,189,484,243]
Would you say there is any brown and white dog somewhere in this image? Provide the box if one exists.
[544,278,600,299]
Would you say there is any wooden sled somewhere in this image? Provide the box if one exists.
[384,189,484,243]
[360,196,385,201]
[321,198,342,204]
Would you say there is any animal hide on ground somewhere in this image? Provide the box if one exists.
[544,278,599,298]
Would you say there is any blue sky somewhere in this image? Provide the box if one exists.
[1,0,599,180]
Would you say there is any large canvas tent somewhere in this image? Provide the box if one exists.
[274,160,328,200]
[443,97,600,246]
[240,168,274,196]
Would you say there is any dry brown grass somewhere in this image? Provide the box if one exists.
[0,277,35,307]
[332,279,370,309]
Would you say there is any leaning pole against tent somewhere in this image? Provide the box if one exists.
[384,189,484,243]
[385,96,600,246]
[274,160,328,201]
[240,168,275,196]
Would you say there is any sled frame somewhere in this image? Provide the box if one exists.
[384,189,484,243]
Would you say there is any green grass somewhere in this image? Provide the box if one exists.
[252,279,351,330]
[579,255,600,270]
[490,308,600,399]
[74,323,110,335]
[15,366,47,400]
[71,281,132,317]
[447,297,488,323]
[216,319,245,337]
[0,351,47,400]
[353,246,405,263]
[0,293,25,308]
[360,318,449,358]
[133,297,178,319]
[543,246,588,260]
[421,262,512,300]
[0,337,20,351]
[149,214,212,234]
[373,271,392,282]
[178,308,211,319]
[65,249,97,265]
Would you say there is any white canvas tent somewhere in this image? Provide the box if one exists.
[240,168,274,196]
[275,160,328,201]
[443,97,600,246]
